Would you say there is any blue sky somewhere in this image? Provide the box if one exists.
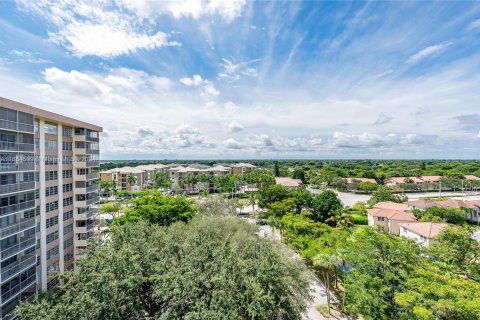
[0,1,480,159]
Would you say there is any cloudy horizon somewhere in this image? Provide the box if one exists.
[1,1,479,159]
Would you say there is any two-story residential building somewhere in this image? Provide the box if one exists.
[399,222,448,247]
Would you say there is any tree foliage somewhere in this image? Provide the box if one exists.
[114,190,196,226]
[16,218,313,319]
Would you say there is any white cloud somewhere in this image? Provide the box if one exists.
[121,0,246,22]
[17,0,180,58]
[374,112,393,125]
[9,50,51,64]
[180,74,206,86]
[226,121,244,132]
[50,23,179,58]
[223,138,243,149]
[407,41,453,64]
[218,58,260,81]
[467,19,480,30]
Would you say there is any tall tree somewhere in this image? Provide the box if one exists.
[313,253,337,315]
[311,190,342,222]
[274,161,280,177]
[16,218,313,319]
[126,173,137,199]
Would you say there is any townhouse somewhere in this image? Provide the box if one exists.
[399,222,448,247]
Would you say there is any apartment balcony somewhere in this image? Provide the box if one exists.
[0,163,35,173]
[76,208,99,220]
[86,148,99,155]
[0,181,35,195]
[74,133,87,142]
[0,119,34,133]
[73,146,86,155]
[86,172,99,180]
[1,273,36,304]
[0,142,34,153]
[0,254,36,283]
[86,196,99,206]
[86,160,99,167]
[0,200,36,216]
[0,218,36,239]
[0,237,36,260]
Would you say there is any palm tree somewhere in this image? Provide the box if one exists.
[126,174,137,199]
[313,253,337,315]
[336,248,348,311]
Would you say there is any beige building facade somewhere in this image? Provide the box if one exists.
[0,97,101,319]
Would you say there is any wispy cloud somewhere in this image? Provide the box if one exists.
[467,18,480,30]
[407,41,453,64]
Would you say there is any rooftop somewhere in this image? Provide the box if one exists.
[399,222,448,239]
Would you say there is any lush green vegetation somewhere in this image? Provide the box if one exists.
[18,175,480,319]
[16,192,312,319]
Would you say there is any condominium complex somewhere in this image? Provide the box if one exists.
[100,163,256,193]
[0,97,102,319]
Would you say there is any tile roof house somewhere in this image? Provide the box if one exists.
[374,201,411,212]
[399,222,448,247]
[275,177,302,188]
[384,177,424,186]
[345,178,377,184]
[368,207,417,235]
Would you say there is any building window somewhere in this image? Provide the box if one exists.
[45,123,57,135]
[63,223,73,235]
[62,127,72,137]
[62,170,72,179]
[63,183,73,193]
[45,156,58,165]
[63,196,73,207]
[46,171,58,181]
[62,142,72,150]
[63,210,73,221]
[64,237,74,249]
[45,139,57,150]
[378,217,385,221]
[46,230,59,244]
[46,201,59,212]
[45,185,58,197]
[46,245,59,260]
[46,216,59,228]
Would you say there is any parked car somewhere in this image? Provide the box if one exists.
[255,219,267,226]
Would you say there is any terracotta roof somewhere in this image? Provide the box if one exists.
[399,222,448,238]
[407,199,435,210]
[420,176,442,182]
[275,177,302,187]
[345,178,377,184]
[374,201,411,212]
[384,177,424,184]
[368,208,417,221]
[465,175,480,181]
[435,199,464,209]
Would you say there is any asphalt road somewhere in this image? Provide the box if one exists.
[306,187,480,207]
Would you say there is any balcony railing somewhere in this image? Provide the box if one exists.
[1,273,36,303]
[1,255,36,283]
[86,196,99,206]
[86,173,99,180]
[0,181,35,194]
[0,218,36,239]
[0,120,34,133]
[1,237,36,260]
[86,160,99,167]
[0,200,36,216]
[0,142,35,152]
[86,148,99,154]
[1,163,36,172]
[86,185,98,193]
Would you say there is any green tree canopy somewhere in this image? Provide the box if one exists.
[114,190,196,226]
[310,190,342,222]
[16,218,312,319]
[367,188,408,207]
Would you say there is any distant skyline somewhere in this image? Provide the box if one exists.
[1,1,479,159]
